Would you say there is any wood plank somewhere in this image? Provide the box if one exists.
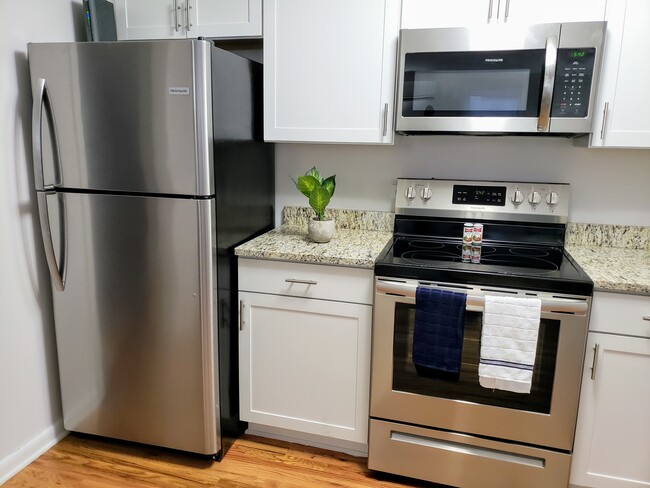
[5,434,437,487]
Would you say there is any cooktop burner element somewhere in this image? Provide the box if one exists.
[375,179,593,295]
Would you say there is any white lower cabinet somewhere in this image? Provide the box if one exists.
[570,292,650,488]
[238,259,373,444]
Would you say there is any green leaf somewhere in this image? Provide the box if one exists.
[305,167,322,184]
[295,175,320,198]
[309,187,331,220]
[321,175,336,197]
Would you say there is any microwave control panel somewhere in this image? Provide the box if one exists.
[551,48,596,118]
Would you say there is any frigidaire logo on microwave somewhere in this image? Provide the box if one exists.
[484,58,504,62]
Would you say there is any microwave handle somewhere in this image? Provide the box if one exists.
[537,35,558,132]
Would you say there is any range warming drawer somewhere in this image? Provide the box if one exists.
[368,419,571,488]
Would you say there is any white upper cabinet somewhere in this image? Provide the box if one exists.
[588,0,650,148]
[264,0,400,144]
[114,0,262,40]
[401,0,606,29]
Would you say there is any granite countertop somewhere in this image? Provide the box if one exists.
[565,223,650,295]
[234,207,394,268]
[235,225,393,268]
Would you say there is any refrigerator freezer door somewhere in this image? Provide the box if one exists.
[44,192,219,454]
[28,40,213,196]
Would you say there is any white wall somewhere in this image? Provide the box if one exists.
[0,1,83,483]
[275,135,650,226]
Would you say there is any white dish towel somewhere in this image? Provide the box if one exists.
[478,295,542,394]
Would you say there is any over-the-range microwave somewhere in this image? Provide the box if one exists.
[395,21,606,136]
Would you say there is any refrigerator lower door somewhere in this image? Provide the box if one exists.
[45,191,219,455]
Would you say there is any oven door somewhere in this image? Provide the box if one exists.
[395,23,560,133]
[370,277,590,451]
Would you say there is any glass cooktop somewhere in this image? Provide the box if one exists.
[375,236,593,295]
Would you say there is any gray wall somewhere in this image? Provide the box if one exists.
[275,135,650,226]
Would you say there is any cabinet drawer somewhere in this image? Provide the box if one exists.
[238,258,373,305]
[590,291,650,338]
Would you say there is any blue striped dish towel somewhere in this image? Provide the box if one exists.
[412,287,466,374]
[479,295,541,394]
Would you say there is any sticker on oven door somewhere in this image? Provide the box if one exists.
[169,87,190,95]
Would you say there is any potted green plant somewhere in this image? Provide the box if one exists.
[293,167,336,243]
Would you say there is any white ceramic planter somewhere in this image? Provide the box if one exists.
[308,218,335,243]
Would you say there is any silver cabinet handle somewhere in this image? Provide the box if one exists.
[590,343,600,380]
[173,0,181,31]
[285,278,318,285]
[186,0,193,32]
[487,0,494,22]
[239,301,246,331]
[537,34,558,132]
[643,316,650,321]
[382,102,389,137]
[600,102,609,140]
[504,0,510,22]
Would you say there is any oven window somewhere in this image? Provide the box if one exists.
[392,303,559,414]
[402,50,545,117]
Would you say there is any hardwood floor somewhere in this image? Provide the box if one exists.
[6,433,438,487]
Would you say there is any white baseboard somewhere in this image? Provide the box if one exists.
[246,423,368,458]
[0,421,67,485]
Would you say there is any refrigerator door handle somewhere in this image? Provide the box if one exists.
[36,191,66,291]
[32,77,62,192]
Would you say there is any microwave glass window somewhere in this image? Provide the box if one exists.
[402,50,545,118]
[412,69,530,113]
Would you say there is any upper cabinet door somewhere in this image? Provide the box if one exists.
[114,0,186,40]
[188,0,262,38]
[589,0,650,148]
[114,0,262,40]
[401,0,490,29]
[401,0,605,29]
[503,0,606,24]
[264,0,400,144]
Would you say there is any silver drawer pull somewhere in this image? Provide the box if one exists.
[285,278,317,285]
[643,316,650,322]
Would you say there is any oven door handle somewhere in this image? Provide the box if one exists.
[376,281,588,315]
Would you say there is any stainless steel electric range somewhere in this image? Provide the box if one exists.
[369,179,593,488]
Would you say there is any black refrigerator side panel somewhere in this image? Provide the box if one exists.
[211,46,274,457]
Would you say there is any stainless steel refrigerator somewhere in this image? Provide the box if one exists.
[28,40,274,457]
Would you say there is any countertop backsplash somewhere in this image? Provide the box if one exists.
[282,206,394,232]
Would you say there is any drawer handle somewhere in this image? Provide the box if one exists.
[285,278,317,285]
[643,316,650,321]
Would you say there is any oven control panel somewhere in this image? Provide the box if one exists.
[395,179,570,223]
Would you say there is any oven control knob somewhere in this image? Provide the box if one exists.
[546,191,560,206]
[421,187,432,201]
[405,186,416,202]
[510,190,525,206]
[528,191,541,206]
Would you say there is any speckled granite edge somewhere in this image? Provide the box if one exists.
[282,206,394,231]
[565,223,650,250]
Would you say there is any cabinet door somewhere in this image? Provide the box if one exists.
[238,292,372,443]
[503,0,606,24]
[114,0,185,40]
[570,333,650,488]
[189,0,262,38]
[401,0,490,29]
[589,0,650,148]
[264,0,399,144]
